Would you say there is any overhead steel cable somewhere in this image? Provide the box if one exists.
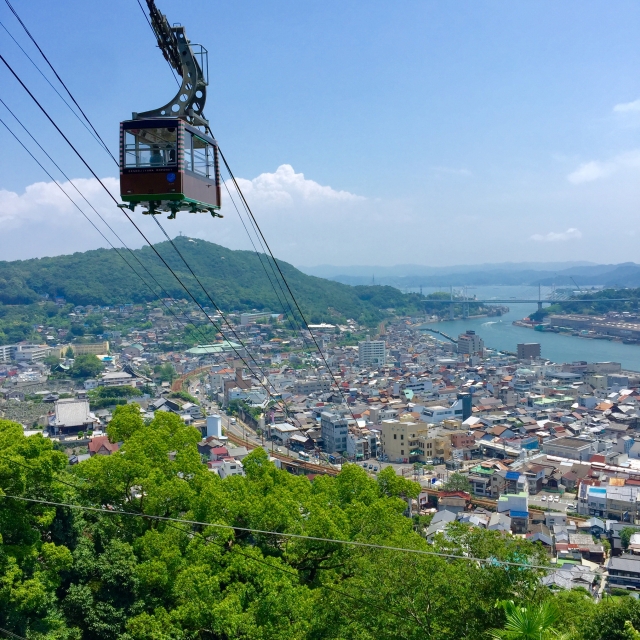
[4,0,318,394]
[0,101,225,350]
[220,169,317,359]
[0,494,554,572]
[0,19,112,156]
[220,149,357,421]
[151,217,293,417]
[0,54,291,417]
[134,0,181,87]
[2,0,118,166]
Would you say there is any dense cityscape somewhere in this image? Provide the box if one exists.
[5,298,640,606]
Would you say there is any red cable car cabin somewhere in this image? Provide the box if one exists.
[119,117,221,218]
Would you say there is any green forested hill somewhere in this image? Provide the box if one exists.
[0,238,429,324]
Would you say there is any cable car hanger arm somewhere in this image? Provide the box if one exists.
[136,0,209,130]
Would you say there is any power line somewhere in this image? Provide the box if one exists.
[0,494,553,572]
[0,626,27,640]
[219,148,357,421]
[220,169,317,359]
[2,0,118,165]
[0,104,223,349]
[0,19,112,156]
[151,217,293,416]
[134,0,181,87]
[0,54,291,417]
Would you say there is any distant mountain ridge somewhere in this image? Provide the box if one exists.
[299,262,640,288]
[0,238,430,325]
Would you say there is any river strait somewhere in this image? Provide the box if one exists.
[416,285,640,372]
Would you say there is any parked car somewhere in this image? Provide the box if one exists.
[373,466,378,472]
[368,464,373,469]
[554,496,559,502]
[541,496,547,502]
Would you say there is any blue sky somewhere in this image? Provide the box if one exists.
[1,0,640,266]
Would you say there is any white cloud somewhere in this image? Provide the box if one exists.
[567,150,640,184]
[0,167,370,262]
[230,164,364,208]
[530,228,582,243]
[614,99,640,113]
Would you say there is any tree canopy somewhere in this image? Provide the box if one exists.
[0,412,635,639]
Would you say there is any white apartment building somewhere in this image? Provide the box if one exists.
[358,335,386,366]
[0,344,14,363]
[457,330,484,356]
[14,344,52,363]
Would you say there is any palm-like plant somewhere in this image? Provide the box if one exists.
[488,600,570,640]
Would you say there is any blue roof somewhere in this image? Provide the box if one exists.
[510,511,529,518]
[505,471,521,480]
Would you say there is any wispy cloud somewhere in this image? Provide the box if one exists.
[614,99,640,113]
[530,228,582,243]
[567,150,640,184]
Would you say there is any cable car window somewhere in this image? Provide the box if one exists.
[192,135,210,177]
[124,127,177,168]
[183,131,193,172]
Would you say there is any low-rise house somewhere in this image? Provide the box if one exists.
[210,457,245,479]
[426,509,457,542]
[88,436,119,456]
[607,555,640,591]
[488,512,511,532]
[542,564,599,594]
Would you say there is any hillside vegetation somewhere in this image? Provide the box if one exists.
[1,410,634,639]
[0,238,431,325]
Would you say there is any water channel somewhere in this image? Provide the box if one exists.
[415,285,640,372]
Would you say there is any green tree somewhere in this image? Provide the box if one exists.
[441,471,472,493]
[621,527,639,550]
[71,354,104,379]
[65,346,74,358]
[154,362,175,383]
[44,353,60,367]
[488,601,569,640]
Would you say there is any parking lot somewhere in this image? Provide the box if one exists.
[528,492,578,513]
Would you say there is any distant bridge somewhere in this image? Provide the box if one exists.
[424,297,634,317]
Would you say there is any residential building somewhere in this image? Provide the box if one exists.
[542,437,593,462]
[0,344,14,363]
[213,458,245,479]
[347,427,378,460]
[88,436,119,456]
[421,398,465,423]
[379,419,422,463]
[293,378,332,395]
[450,431,475,449]
[358,335,386,366]
[320,411,350,454]
[457,330,484,356]
[517,343,541,360]
[14,344,52,363]
[607,555,640,591]
[240,311,273,325]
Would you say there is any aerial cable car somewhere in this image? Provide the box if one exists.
[119,0,222,219]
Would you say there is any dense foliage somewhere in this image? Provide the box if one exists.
[1,408,638,639]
